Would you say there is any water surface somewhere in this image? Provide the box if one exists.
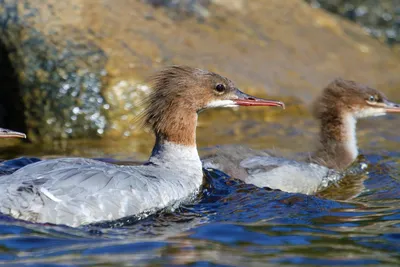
[0,109,399,266]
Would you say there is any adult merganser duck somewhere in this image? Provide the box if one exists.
[0,66,284,227]
[203,79,400,194]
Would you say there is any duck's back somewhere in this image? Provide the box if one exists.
[238,155,341,194]
[0,158,202,226]
[202,145,341,194]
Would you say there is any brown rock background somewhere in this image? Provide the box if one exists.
[0,0,399,143]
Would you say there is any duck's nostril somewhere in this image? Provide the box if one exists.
[247,97,256,101]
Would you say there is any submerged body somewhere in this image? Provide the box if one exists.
[203,79,400,194]
[0,66,284,226]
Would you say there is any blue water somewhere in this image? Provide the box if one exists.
[0,152,399,266]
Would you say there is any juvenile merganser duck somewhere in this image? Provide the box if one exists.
[0,66,284,227]
[203,79,400,194]
[0,128,26,139]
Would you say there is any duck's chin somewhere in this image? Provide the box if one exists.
[204,100,237,108]
[354,107,386,118]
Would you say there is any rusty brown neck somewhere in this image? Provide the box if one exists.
[149,106,198,158]
[148,112,201,169]
[311,108,358,170]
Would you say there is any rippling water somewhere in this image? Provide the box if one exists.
[0,112,400,266]
[0,153,399,266]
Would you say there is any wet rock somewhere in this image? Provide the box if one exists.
[0,0,108,142]
[306,0,400,47]
[0,0,400,142]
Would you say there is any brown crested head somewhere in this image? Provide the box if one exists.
[313,78,400,119]
[142,65,284,143]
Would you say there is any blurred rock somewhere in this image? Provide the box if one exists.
[305,0,400,47]
[0,0,108,142]
[145,0,245,19]
[145,0,211,19]
[0,0,400,142]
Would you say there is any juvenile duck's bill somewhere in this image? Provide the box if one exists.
[383,99,400,113]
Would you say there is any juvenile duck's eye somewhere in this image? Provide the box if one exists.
[368,95,376,102]
[215,84,226,94]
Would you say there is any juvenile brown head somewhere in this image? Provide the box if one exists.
[311,78,400,170]
[143,65,284,146]
[0,128,26,139]
[313,78,400,119]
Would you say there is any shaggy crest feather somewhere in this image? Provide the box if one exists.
[142,66,203,133]
[139,65,240,146]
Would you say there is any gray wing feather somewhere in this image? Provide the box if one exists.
[0,158,201,226]
[203,145,342,195]
[240,156,341,194]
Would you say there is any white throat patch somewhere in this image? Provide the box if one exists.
[205,100,237,108]
[354,107,386,118]
[343,114,358,160]
[150,141,201,164]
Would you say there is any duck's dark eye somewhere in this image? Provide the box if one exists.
[215,84,226,94]
[368,95,376,102]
